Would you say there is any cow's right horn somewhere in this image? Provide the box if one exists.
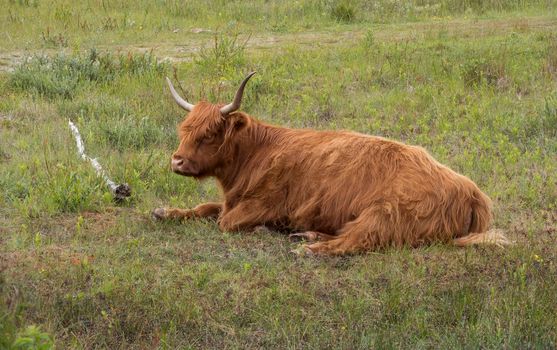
[166,77,194,112]
[220,71,256,116]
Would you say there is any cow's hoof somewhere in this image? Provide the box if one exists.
[151,208,167,221]
[253,225,272,234]
[290,245,314,256]
[289,231,318,241]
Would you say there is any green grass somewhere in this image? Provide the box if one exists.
[1,1,557,349]
[2,0,557,52]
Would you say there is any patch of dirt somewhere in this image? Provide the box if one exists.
[0,113,15,121]
[55,207,136,237]
[0,208,145,274]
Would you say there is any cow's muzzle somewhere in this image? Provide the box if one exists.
[171,156,197,176]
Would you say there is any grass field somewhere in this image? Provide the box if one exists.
[1,0,557,348]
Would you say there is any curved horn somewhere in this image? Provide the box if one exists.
[166,77,194,112]
[220,71,256,115]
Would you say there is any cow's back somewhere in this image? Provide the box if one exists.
[259,131,410,232]
[236,128,489,240]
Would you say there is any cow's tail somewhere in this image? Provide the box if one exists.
[453,229,511,247]
[452,188,512,248]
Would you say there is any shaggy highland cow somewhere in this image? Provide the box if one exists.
[153,72,510,255]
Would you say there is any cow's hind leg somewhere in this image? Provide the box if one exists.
[304,206,396,255]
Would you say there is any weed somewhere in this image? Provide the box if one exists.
[41,27,68,48]
[193,29,252,101]
[195,29,249,78]
[102,16,120,31]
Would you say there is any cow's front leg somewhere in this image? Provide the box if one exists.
[152,202,222,221]
[218,200,272,232]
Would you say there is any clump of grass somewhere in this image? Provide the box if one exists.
[541,95,557,138]
[0,298,16,349]
[362,29,376,49]
[193,29,253,102]
[40,27,68,48]
[1,141,108,216]
[59,95,133,123]
[9,0,39,7]
[461,56,507,88]
[9,55,78,99]
[58,94,171,151]
[330,2,356,23]
[195,30,249,78]
[48,171,104,213]
[102,16,119,31]
[543,38,557,79]
[440,0,546,14]
[10,169,105,217]
[94,115,167,150]
[9,49,167,99]
[164,0,202,17]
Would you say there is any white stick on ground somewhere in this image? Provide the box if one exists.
[68,119,131,201]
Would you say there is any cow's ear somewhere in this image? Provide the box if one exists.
[223,113,250,143]
[228,113,250,132]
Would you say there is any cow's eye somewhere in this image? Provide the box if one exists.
[203,134,215,143]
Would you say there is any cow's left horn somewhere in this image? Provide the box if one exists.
[220,71,256,115]
[166,77,194,112]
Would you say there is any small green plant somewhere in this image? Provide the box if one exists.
[11,326,54,350]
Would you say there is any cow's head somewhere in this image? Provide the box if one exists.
[166,72,256,178]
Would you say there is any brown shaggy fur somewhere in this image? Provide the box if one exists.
[157,101,509,255]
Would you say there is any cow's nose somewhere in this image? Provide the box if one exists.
[171,155,184,169]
